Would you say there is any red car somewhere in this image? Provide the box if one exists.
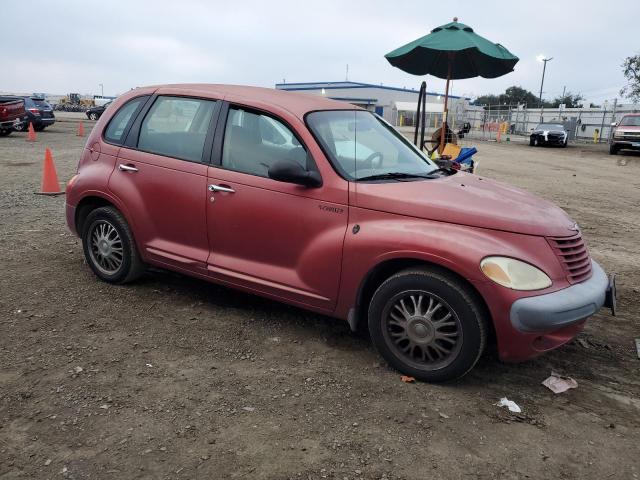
[65,84,615,382]
[610,113,640,155]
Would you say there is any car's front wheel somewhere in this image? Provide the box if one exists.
[13,121,27,132]
[529,136,536,146]
[82,206,145,284]
[89,112,98,120]
[368,268,487,382]
[0,129,11,137]
[609,144,618,155]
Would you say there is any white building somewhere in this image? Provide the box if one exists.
[275,81,470,127]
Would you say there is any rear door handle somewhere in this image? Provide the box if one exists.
[118,164,138,173]
[208,184,235,193]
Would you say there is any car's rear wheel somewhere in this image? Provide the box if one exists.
[13,121,27,132]
[90,112,98,120]
[368,268,487,382]
[609,144,618,155]
[82,206,145,284]
[35,125,45,132]
[0,129,11,137]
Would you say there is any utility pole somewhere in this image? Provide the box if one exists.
[538,57,553,107]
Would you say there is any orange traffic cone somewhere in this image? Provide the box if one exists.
[77,121,85,137]
[36,148,64,196]
[26,122,36,142]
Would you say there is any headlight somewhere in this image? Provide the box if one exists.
[480,257,552,290]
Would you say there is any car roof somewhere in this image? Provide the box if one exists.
[147,84,361,119]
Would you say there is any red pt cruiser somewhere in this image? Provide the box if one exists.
[65,85,615,382]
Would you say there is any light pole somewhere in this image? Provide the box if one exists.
[99,83,104,97]
[536,55,553,107]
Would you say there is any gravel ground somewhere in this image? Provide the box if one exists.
[1,122,639,479]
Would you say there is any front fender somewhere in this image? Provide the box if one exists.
[333,208,567,321]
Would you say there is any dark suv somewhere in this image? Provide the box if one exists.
[13,96,55,132]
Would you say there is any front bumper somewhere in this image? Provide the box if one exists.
[532,133,566,145]
[510,260,610,332]
[612,140,640,150]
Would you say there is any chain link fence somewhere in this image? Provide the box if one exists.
[447,103,640,144]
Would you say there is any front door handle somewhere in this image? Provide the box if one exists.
[208,184,235,193]
[118,164,138,173]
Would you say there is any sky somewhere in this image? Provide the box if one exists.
[3,0,638,104]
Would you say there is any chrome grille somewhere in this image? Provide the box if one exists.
[547,233,592,284]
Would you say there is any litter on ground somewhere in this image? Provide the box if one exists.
[542,372,579,394]
[496,397,521,413]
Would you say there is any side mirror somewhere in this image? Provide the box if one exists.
[268,159,322,188]
[611,122,618,127]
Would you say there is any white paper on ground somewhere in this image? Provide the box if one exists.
[496,397,522,413]
[542,372,578,394]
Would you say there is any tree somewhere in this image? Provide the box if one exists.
[472,85,541,107]
[551,91,585,108]
[620,54,640,103]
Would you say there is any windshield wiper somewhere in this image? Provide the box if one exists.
[356,172,433,182]
[424,166,454,176]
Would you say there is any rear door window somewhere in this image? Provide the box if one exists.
[137,96,216,162]
[104,96,149,145]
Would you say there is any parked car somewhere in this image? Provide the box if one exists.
[529,123,568,147]
[0,96,26,136]
[0,96,26,137]
[13,96,55,132]
[609,113,640,155]
[86,101,112,121]
[65,84,615,382]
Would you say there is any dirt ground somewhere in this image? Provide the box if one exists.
[1,121,639,480]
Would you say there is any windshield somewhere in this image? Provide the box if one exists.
[535,124,564,130]
[619,116,640,127]
[306,110,438,181]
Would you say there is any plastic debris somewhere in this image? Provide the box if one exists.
[496,397,522,413]
[400,376,415,383]
[542,372,578,394]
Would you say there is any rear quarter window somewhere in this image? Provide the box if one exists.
[104,96,149,145]
[137,96,217,162]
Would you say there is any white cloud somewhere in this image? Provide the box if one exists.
[1,0,638,104]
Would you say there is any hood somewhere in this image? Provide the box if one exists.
[533,128,566,135]
[615,125,640,132]
[354,172,577,236]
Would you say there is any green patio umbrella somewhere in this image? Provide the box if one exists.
[385,18,519,151]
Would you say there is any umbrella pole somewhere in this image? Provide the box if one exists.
[439,59,453,153]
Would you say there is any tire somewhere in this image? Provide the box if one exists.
[34,125,45,132]
[368,268,487,382]
[529,136,535,146]
[13,121,27,132]
[609,144,618,155]
[0,129,11,137]
[89,113,98,120]
[562,139,568,148]
[81,206,145,284]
